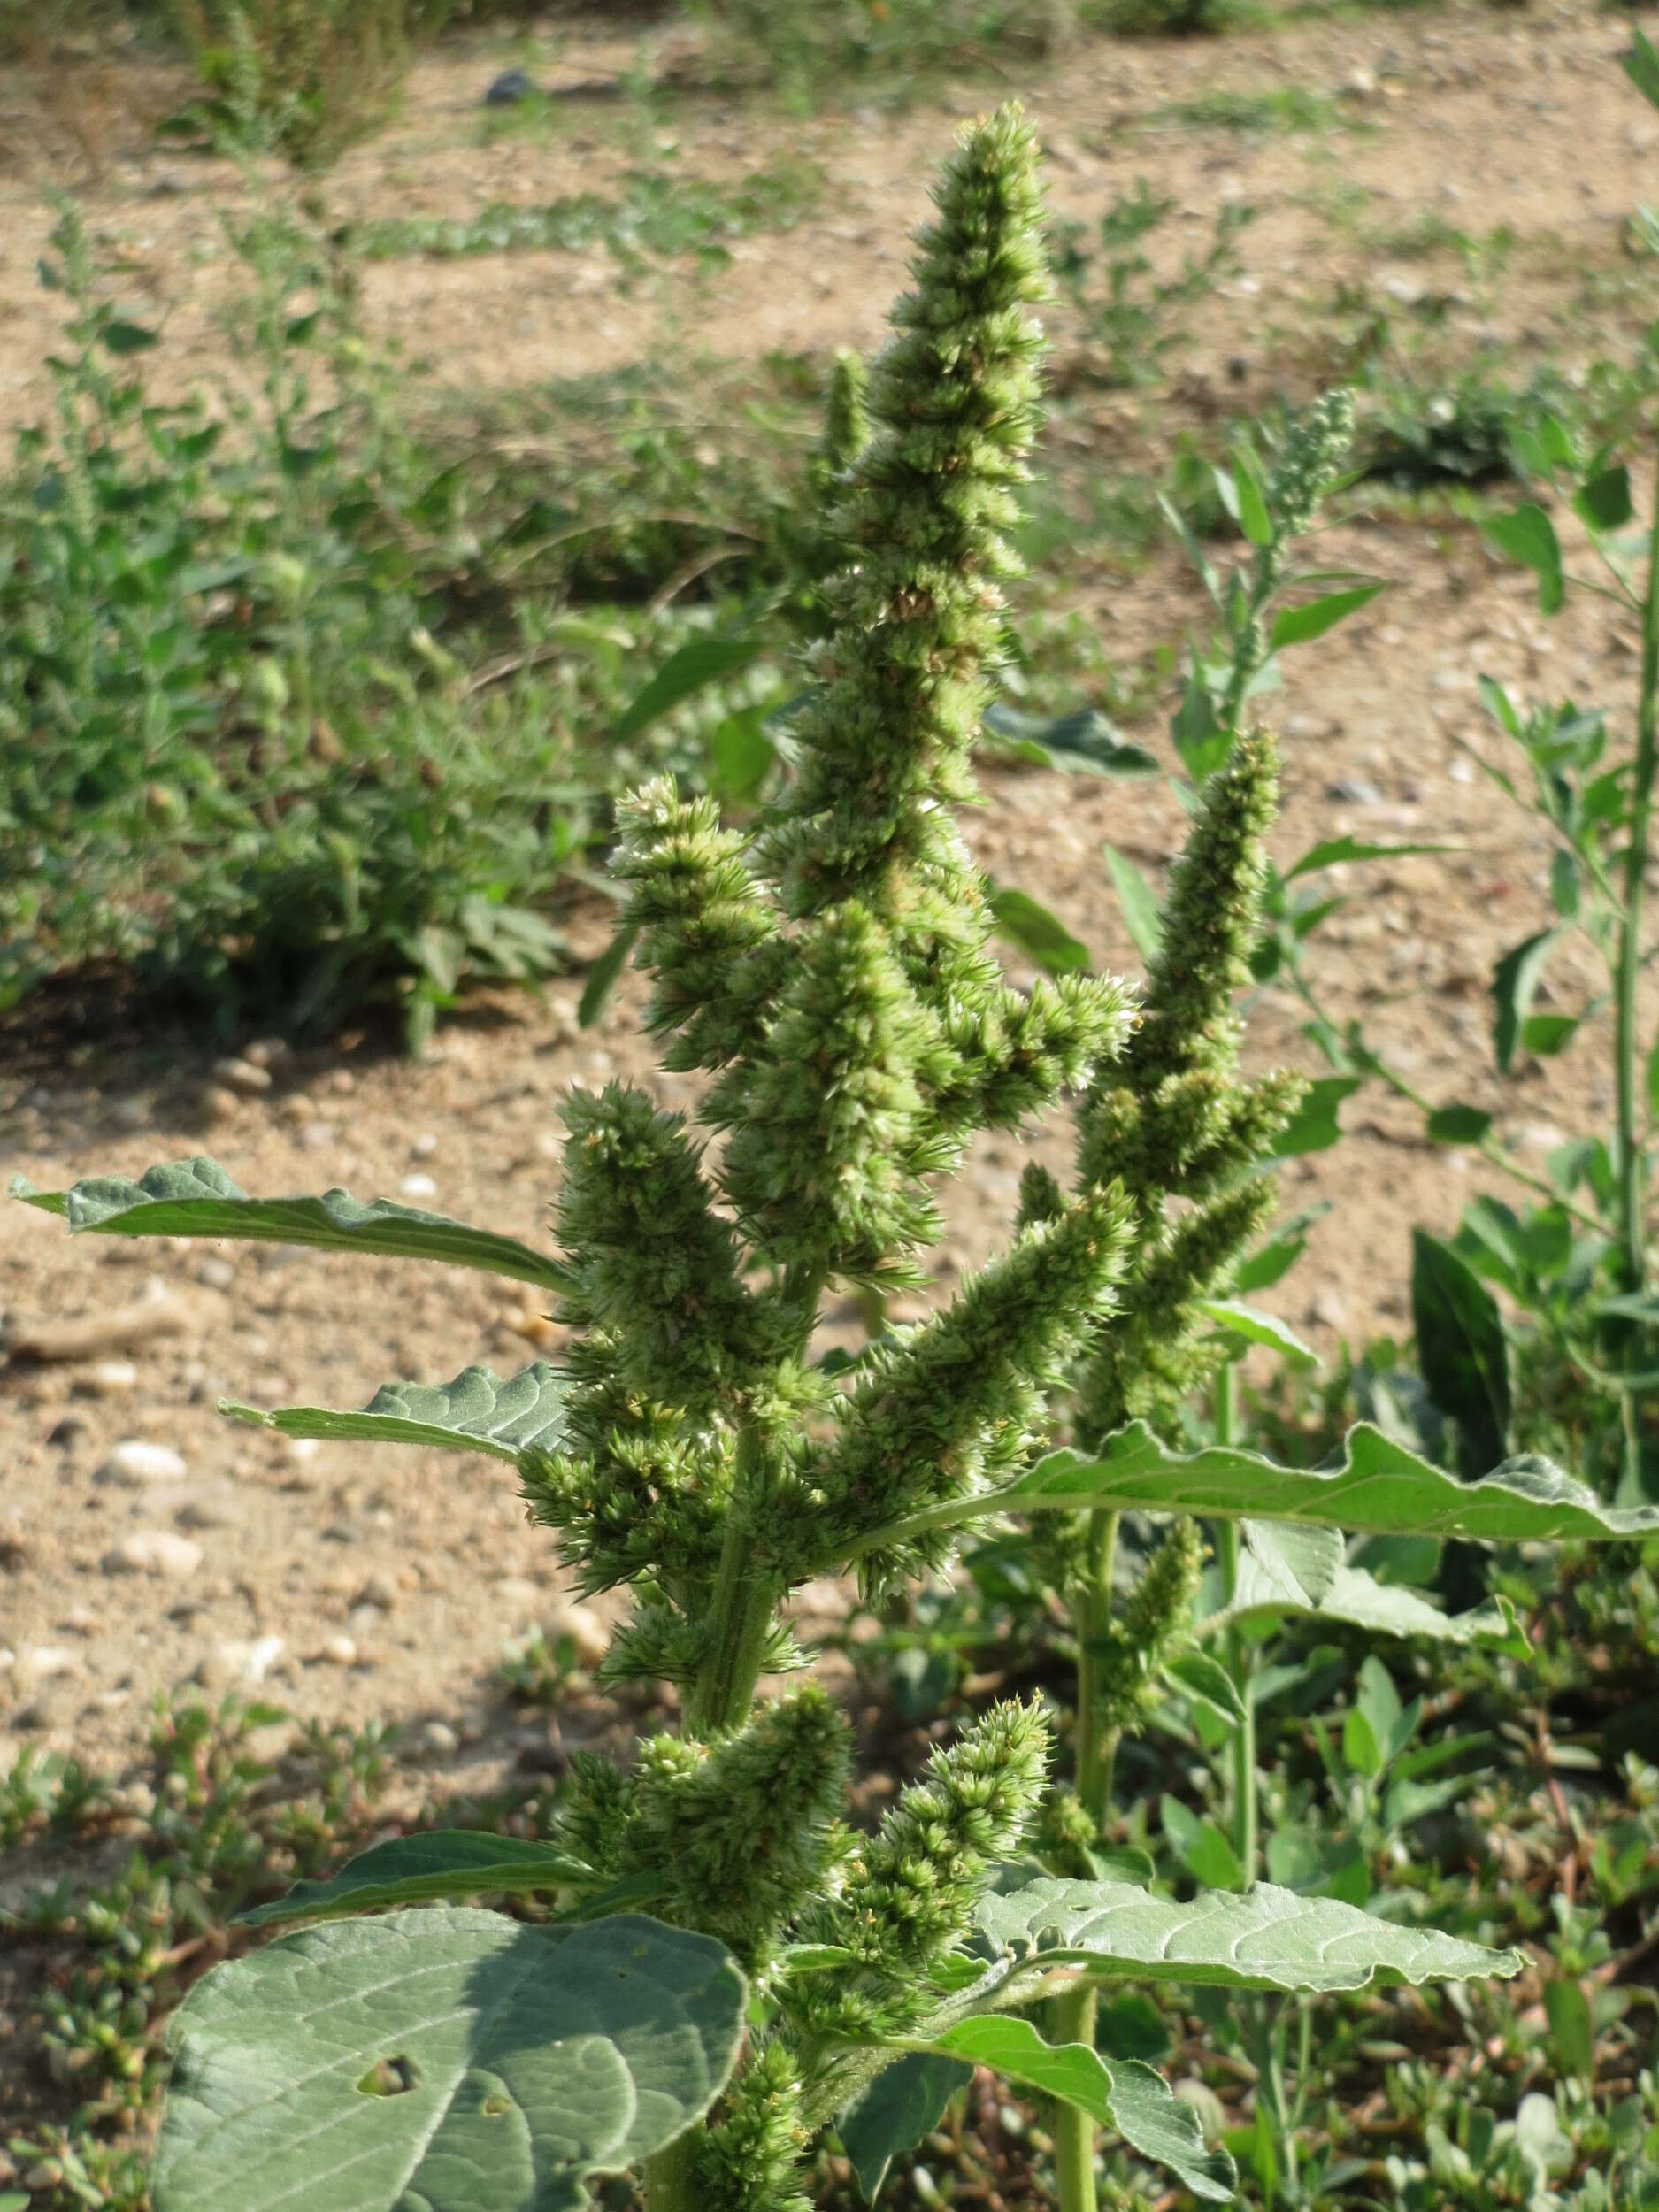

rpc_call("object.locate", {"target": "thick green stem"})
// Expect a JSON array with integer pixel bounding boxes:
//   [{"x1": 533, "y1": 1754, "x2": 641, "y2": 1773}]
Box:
[
  {"x1": 1612, "y1": 463, "x2": 1659, "y2": 1498},
  {"x1": 1052, "y1": 1981, "x2": 1100, "y2": 2212},
  {"x1": 642, "y1": 2129, "x2": 698, "y2": 2212},
  {"x1": 1215, "y1": 1365, "x2": 1257, "y2": 1885},
  {"x1": 1074, "y1": 1509, "x2": 1121, "y2": 1832},
  {"x1": 687, "y1": 1418, "x2": 779, "y2": 1735}
]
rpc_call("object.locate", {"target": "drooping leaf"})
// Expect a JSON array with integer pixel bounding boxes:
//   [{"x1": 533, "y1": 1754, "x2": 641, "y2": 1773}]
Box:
[
  {"x1": 1268, "y1": 584, "x2": 1384, "y2": 652},
  {"x1": 1481, "y1": 504, "x2": 1563, "y2": 616},
  {"x1": 1411, "y1": 1230, "x2": 1511, "y2": 1473},
  {"x1": 1196, "y1": 1299, "x2": 1317, "y2": 1368},
  {"x1": 1104, "y1": 844, "x2": 1165, "y2": 964},
  {"x1": 1492, "y1": 930, "x2": 1558, "y2": 1072},
  {"x1": 237, "y1": 1833, "x2": 606, "y2": 1928},
  {"x1": 1244, "y1": 1521, "x2": 1343, "y2": 1608},
  {"x1": 153, "y1": 1910, "x2": 747, "y2": 2212},
  {"x1": 12, "y1": 1160, "x2": 562, "y2": 1290},
  {"x1": 966, "y1": 1878, "x2": 1522, "y2": 2001},
  {"x1": 613, "y1": 636, "x2": 763, "y2": 744},
  {"x1": 981, "y1": 702, "x2": 1161, "y2": 779},
  {"x1": 988, "y1": 887, "x2": 1093, "y2": 975},
  {"x1": 1283, "y1": 834, "x2": 1449, "y2": 882},
  {"x1": 919, "y1": 2017, "x2": 1234, "y2": 2202},
  {"x1": 1161, "y1": 1798, "x2": 1246, "y2": 1891},
  {"x1": 1574, "y1": 465, "x2": 1634, "y2": 535},
  {"x1": 222, "y1": 1363, "x2": 568, "y2": 1468},
  {"x1": 1206, "y1": 1556, "x2": 1530, "y2": 1655},
  {"x1": 579, "y1": 924, "x2": 641, "y2": 1029},
  {"x1": 845, "y1": 1421, "x2": 1659, "y2": 1561},
  {"x1": 1267, "y1": 1076, "x2": 1360, "y2": 1158},
  {"x1": 837, "y1": 2054, "x2": 972, "y2": 2203}
]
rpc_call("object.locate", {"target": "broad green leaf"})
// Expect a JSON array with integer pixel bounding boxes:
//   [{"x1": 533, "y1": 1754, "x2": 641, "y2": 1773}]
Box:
[
  {"x1": 1520, "y1": 1012, "x2": 1578, "y2": 1058},
  {"x1": 850, "y1": 1421, "x2": 1659, "y2": 1558},
  {"x1": 1574, "y1": 465, "x2": 1634, "y2": 535},
  {"x1": 237, "y1": 1832, "x2": 602, "y2": 1928},
  {"x1": 1268, "y1": 584, "x2": 1384, "y2": 652},
  {"x1": 1104, "y1": 844, "x2": 1164, "y2": 964},
  {"x1": 223, "y1": 1363, "x2": 568, "y2": 1468},
  {"x1": 12, "y1": 1159, "x2": 562, "y2": 1290},
  {"x1": 1545, "y1": 1978, "x2": 1595, "y2": 2080},
  {"x1": 579, "y1": 923, "x2": 641, "y2": 1029},
  {"x1": 1233, "y1": 1205, "x2": 1328, "y2": 1295},
  {"x1": 920, "y1": 2017, "x2": 1235, "y2": 2202},
  {"x1": 988, "y1": 887, "x2": 1093, "y2": 976},
  {"x1": 1481, "y1": 504, "x2": 1563, "y2": 616},
  {"x1": 1625, "y1": 27, "x2": 1659, "y2": 114},
  {"x1": 1283, "y1": 834, "x2": 1449, "y2": 882},
  {"x1": 104, "y1": 318, "x2": 161, "y2": 355},
  {"x1": 1427, "y1": 1103, "x2": 1493, "y2": 1148},
  {"x1": 1492, "y1": 929, "x2": 1558, "y2": 1072},
  {"x1": 837, "y1": 2053, "x2": 971, "y2": 2203},
  {"x1": 1207, "y1": 1557, "x2": 1530, "y2": 1655},
  {"x1": 613, "y1": 636, "x2": 762, "y2": 744},
  {"x1": 1163, "y1": 1647, "x2": 1248, "y2": 1724},
  {"x1": 709, "y1": 708, "x2": 776, "y2": 803},
  {"x1": 1412, "y1": 1230, "x2": 1511, "y2": 1474},
  {"x1": 1197, "y1": 1299, "x2": 1317, "y2": 1368},
  {"x1": 154, "y1": 1910, "x2": 747, "y2": 2212},
  {"x1": 1244, "y1": 1520, "x2": 1342, "y2": 1608},
  {"x1": 967, "y1": 1878, "x2": 1522, "y2": 2000},
  {"x1": 1267, "y1": 1076, "x2": 1360, "y2": 1158}
]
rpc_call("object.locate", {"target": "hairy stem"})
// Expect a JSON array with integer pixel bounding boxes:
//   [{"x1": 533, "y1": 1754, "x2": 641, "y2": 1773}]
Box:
[
  {"x1": 642, "y1": 2130, "x2": 698, "y2": 2212},
  {"x1": 1052, "y1": 1982, "x2": 1100, "y2": 2212},
  {"x1": 1613, "y1": 463, "x2": 1659, "y2": 1499},
  {"x1": 1074, "y1": 1509, "x2": 1121, "y2": 1832},
  {"x1": 1215, "y1": 1365, "x2": 1257, "y2": 1885},
  {"x1": 688, "y1": 1417, "x2": 780, "y2": 1734}
]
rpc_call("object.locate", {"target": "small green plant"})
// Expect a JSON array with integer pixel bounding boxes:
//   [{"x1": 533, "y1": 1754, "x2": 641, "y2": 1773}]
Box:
[
  {"x1": 17, "y1": 106, "x2": 1659, "y2": 2212},
  {"x1": 1050, "y1": 183, "x2": 1254, "y2": 390}
]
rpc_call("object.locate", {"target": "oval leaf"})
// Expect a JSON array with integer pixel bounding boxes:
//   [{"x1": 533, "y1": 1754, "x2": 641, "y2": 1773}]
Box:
[
  {"x1": 223, "y1": 1363, "x2": 568, "y2": 1467},
  {"x1": 988, "y1": 886, "x2": 1093, "y2": 976},
  {"x1": 154, "y1": 1910, "x2": 747, "y2": 2212},
  {"x1": 12, "y1": 1159, "x2": 562, "y2": 1290},
  {"x1": 1481, "y1": 504, "x2": 1563, "y2": 616},
  {"x1": 1269, "y1": 583, "x2": 1383, "y2": 652},
  {"x1": 1244, "y1": 1520, "x2": 1343, "y2": 1607},
  {"x1": 837, "y1": 2053, "x2": 972, "y2": 2204},
  {"x1": 1196, "y1": 1299, "x2": 1317, "y2": 1369}
]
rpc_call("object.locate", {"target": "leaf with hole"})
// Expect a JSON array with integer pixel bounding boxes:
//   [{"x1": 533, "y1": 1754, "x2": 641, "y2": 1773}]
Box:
[
  {"x1": 222, "y1": 1363, "x2": 568, "y2": 1468},
  {"x1": 918, "y1": 2017, "x2": 1235, "y2": 2202},
  {"x1": 152, "y1": 1909, "x2": 747, "y2": 2212},
  {"x1": 12, "y1": 1159, "x2": 562, "y2": 1289}
]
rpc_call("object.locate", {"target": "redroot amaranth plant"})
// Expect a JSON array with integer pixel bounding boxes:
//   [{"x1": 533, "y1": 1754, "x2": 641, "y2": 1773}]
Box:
[{"x1": 19, "y1": 105, "x2": 1654, "y2": 2212}]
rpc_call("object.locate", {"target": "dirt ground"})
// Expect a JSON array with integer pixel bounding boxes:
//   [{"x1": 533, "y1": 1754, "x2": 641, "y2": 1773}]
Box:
[{"x1": 4, "y1": 1, "x2": 1659, "y2": 1791}]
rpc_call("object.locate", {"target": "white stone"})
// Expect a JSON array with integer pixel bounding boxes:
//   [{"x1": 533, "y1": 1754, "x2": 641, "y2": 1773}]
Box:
[
  {"x1": 399, "y1": 1173, "x2": 439, "y2": 1200},
  {"x1": 104, "y1": 1530, "x2": 204, "y2": 1579},
  {"x1": 420, "y1": 1720, "x2": 460, "y2": 1756},
  {"x1": 97, "y1": 1440, "x2": 188, "y2": 1488},
  {"x1": 546, "y1": 1601, "x2": 609, "y2": 1671},
  {"x1": 319, "y1": 1634, "x2": 358, "y2": 1665},
  {"x1": 81, "y1": 1359, "x2": 139, "y2": 1395},
  {"x1": 213, "y1": 1056, "x2": 272, "y2": 1096}
]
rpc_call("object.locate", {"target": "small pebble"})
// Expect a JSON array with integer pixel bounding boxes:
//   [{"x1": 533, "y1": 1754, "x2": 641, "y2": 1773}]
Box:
[
  {"x1": 546, "y1": 1600, "x2": 609, "y2": 1671},
  {"x1": 109, "y1": 1096, "x2": 150, "y2": 1131},
  {"x1": 1309, "y1": 1289, "x2": 1348, "y2": 1332},
  {"x1": 1325, "y1": 778, "x2": 1384, "y2": 806},
  {"x1": 104, "y1": 1529, "x2": 204, "y2": 1579},
  {"x1": 195, "y1": 1257, "x2": 236, "y2": 1290},
  {"x1": 319, "y1": 1634, "x2": 358, "y2": 1666},
  {"x1": 97, "y1": 1440, "x2": 188, "y2": 1487},
  {"x1": 199, "y1": 1084, "x2": 242, "y2": 1125},
  {"x1": 244, "y1": 1038, "x2": 292, "y2": 1069},
  {"x1": 76, "y1": 1358, "x2": 139, "y2": 1397},
  {"x1": 213, "y1": 1056, "x2": 272, "y2": 1096},
  {"x1": 484, "y1": 66, "x2": 536, "y2": 105},
  {"x1": 298, "y1": 1122, "x2": 338, "y2": 1152},
  {"x1": 48, "y1": 1411, "x2": 91, "y2": 1449},
  {"x1": 399, "y1": 1173, "x2": 439, "y2": 1200},
  {"x1": 411, "y1": 1133, "x2": 438, "y2": 1158},
  {"x1": 419, "y1": 1720, "x2": 460, "y2": 1755},
  {"x1": 357, "y1": 1572, "x2": 397, "y2": 1613}
]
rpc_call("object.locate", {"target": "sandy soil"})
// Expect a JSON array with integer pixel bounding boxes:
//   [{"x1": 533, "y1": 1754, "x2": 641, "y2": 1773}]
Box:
[{"x1": 4, "y1": 1, "x2": 1658, "y2": 1791}]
